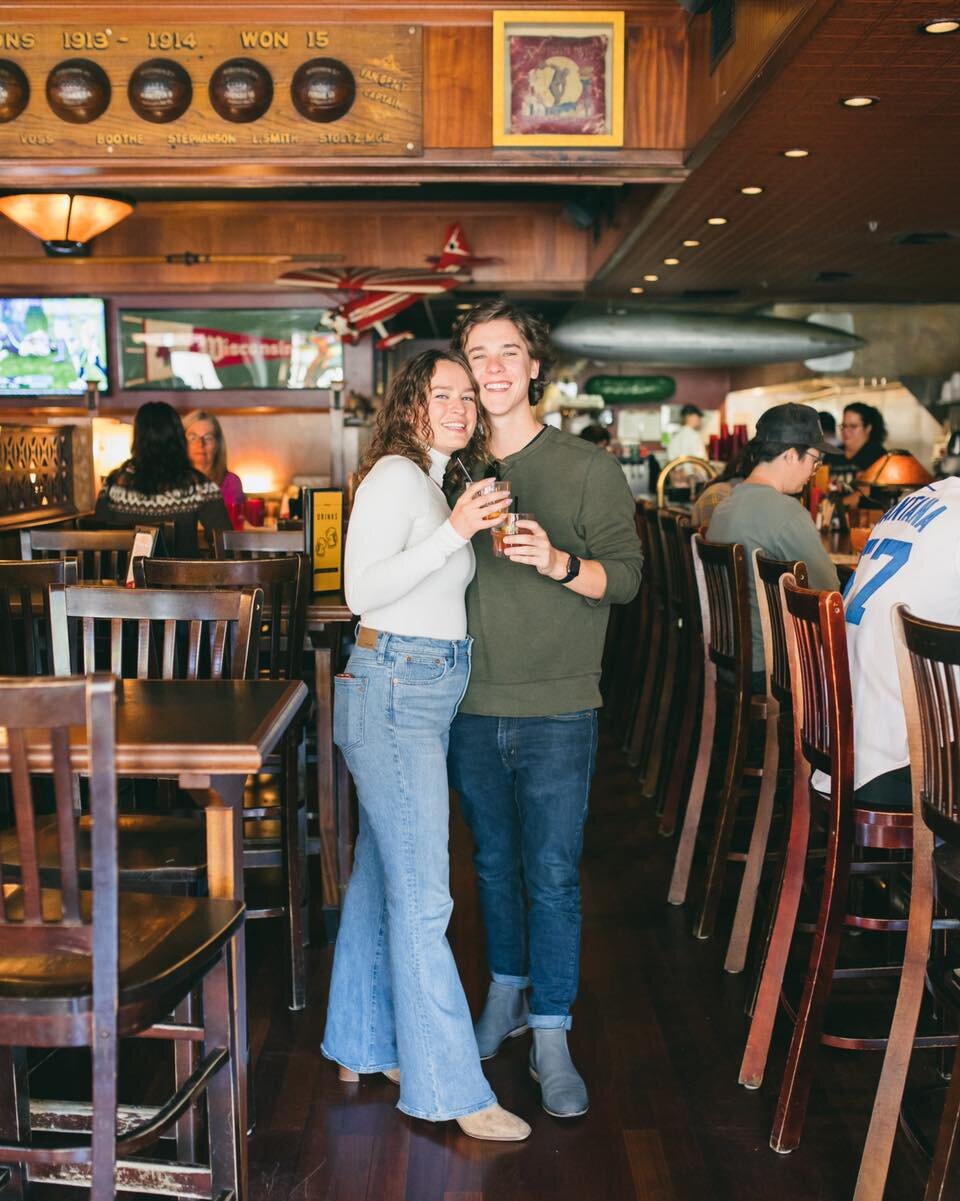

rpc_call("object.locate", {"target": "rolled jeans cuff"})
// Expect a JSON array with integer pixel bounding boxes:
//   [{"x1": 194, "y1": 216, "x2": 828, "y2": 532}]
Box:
[
  {"x1": 528, "y1": 1013, "x2": 573, "y2": 1031},
  {"x1": 491, "y1": 971, "x2": 530, "y2": 990}
]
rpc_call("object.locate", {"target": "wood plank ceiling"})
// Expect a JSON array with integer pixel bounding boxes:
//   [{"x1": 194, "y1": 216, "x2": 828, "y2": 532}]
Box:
[{"x1": 595, "y1": 0, "x2": 960, "y2": 305}]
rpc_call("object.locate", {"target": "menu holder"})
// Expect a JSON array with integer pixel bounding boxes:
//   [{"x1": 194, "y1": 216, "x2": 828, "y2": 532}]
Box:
[
  {"x1": 126, "y1": 525, "x2": 160, "y2": 587},
  {"x1": 303, "y1": 488, "x2": 345, "y2": 594}
]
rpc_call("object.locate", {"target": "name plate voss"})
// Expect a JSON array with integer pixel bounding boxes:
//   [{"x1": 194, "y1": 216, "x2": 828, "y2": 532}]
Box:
[{"x1": 0, "y1": 24, "x2": 422, "y2": 157}]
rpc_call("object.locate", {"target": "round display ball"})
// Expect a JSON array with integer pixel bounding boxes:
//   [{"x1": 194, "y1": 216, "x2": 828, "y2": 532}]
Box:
[
  {"x1": 46, "y1": 58, "x2": 111, "y2": 123},
  {"x1": 208, "y1": 58, "x2": 273, "y2": 123},
  {"x1": 128, "y1": 58, "x2": 192, "y2": 124},
  {"x1": 0, "y1": 60, "x2": 29, "y2": 123},
  {"x1": 291, "y1": 58, "x2": 356, "y2": 123}
]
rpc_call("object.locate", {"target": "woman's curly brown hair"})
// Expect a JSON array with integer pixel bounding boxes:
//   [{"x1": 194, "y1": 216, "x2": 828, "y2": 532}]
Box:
[{"x1": 358, "y1": 349, "x2": 488, "y2": 483}]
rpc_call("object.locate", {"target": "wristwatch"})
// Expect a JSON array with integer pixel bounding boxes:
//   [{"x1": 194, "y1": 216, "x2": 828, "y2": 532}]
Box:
[{"x1": 558, "y1": 553, "x2": 581, "y2": 584}]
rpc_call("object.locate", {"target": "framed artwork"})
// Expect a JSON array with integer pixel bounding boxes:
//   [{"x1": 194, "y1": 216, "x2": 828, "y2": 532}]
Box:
[{"x1": 492, "y1": 10, "x2": 625, "y2": 147}]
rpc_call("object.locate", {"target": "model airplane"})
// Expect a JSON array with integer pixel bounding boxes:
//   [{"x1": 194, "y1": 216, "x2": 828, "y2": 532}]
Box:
[
  {"x1": 276, "y1": 224, "x2": 496, "y2": 348},
  {"x1": 551, "y1": 305, "x2": 865, "y2": 368}
]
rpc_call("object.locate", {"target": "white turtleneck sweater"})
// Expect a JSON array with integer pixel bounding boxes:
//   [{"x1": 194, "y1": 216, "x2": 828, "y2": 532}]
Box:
[{"x1": 344, "y1": 448, "x2": 475, "y2": 640}]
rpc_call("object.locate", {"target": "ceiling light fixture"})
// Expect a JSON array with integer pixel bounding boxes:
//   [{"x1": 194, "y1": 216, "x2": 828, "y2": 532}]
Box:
[
  {"x1": 782, "y1": 148, "x2": 810, "y2": 158},
  {"x1": 0, "y1": 192, "x2": 135, "y2": 256},
  {"x1": 920, "y1": 18, "x2": 960, "y2": 33},
  {"x1": 682, "y1": 239, "x2": 701, "y2": 247},
  {"x1": 841, "y1": 95, "x2": 878, "y2": 107},
  {"x1": 643, "y1": 273, "x2": 659, "y2": 282},
  {"x1": 630, "y1": 286, "x2": 645, "y2": 294},
  {"x1": 663, "y1": 257, "x2": 680, "y2": 266},
  {"x1": 706, "y1": 216, "x2": 728, "y2": 225},
  {"x1": 740, "y1": 185, "x2": 764, "y2": 195}
]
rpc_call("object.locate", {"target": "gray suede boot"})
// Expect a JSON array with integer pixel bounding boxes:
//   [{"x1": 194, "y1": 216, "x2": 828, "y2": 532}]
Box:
[
  {"x1": 474, "y1": 981, "x2": 529, "y2": 1060},
  {"x1": 529, "y1": 1028, "x2": 588, "y2": 1118}
]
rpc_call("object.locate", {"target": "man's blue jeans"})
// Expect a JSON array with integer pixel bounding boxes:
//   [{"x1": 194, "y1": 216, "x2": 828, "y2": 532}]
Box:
[{"x1": 448, "y1": 710, "x2": 598, "y2": 1028}]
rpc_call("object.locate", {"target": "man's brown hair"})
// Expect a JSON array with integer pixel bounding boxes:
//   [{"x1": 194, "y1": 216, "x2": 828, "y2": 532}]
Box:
[{"x1": 451, "y1": 299, "x2": 554, "y2": 406}]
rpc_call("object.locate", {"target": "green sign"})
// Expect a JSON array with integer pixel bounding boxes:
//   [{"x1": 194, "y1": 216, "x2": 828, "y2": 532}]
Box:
[{"x1": 584, "y1": 375, "x2": 675, "y2": 404}]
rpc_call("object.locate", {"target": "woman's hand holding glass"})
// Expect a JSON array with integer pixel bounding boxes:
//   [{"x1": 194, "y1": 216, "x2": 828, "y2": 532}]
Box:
[{"x1": 449, "y1": 479, "x2": 512, "y2": 540}]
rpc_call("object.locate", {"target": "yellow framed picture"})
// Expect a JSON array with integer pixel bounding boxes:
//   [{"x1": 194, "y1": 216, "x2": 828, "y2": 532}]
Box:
[{"x1": 492, "y1": 10, "x2": 625, "y2": 148}]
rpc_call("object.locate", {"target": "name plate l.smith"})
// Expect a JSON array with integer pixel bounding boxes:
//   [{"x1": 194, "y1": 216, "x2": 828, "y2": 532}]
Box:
[{"x1": 0, "y1": 23, "x2": 422, "y2": 157}]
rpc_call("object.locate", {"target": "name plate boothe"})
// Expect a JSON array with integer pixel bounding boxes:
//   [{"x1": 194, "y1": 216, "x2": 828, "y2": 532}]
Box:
[{"x1": 305, "y1": 489, "x2": 344, "y2": 594}]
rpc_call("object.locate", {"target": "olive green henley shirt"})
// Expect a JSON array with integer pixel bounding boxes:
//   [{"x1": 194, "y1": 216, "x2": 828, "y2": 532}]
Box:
[{"x1": 459, "y1": 427, "x2": 643, "y2": 717}]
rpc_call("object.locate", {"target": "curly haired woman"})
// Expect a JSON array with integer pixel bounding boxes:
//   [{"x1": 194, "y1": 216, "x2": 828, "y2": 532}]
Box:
[{"x1": 321, "y1": 348, "x2": 529, "y2": 1142}]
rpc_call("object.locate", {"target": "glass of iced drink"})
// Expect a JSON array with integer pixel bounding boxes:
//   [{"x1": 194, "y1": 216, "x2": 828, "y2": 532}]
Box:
[{"x1": 492, "y1": 510, "x2": 534, "y2": 558}]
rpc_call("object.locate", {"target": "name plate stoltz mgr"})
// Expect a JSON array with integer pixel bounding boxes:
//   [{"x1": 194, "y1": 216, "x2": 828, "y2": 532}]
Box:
[
  {"x1": 0, "y1": 23, "x2": 422, "y2": 158},
  {"x1": 305, "y1": 488, "x2": 345, "y2": 594}
]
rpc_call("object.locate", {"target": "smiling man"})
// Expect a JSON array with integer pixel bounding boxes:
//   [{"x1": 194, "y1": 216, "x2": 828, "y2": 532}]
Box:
[{"x1": 448, "y1": 300, "x2": 642, "y2": 1118}]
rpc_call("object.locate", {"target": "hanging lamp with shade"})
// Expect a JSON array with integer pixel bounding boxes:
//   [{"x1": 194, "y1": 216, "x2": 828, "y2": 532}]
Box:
[{"x1": 0, "y1": 192, "x2": 134, "y2": 257}]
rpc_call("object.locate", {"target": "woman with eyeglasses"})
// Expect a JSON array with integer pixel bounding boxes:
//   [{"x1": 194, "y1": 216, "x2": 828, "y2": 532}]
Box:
[
  {"x1": 840, "y1": 402, "x2": 887, "y2": 471},
  {"x1": 183, "y1": 409, "x2": 245, "y2": 510}
]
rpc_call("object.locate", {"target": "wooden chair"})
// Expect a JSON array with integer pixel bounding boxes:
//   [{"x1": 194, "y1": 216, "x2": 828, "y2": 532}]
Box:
[
  {"x1": 19, "y1": 528, "x2": 147, "y2": 584},
  {"x1": 724, "y1": 552, "x2": 808, "y2": 974},
  {"x1": 669, "y1": 535, "x2": 773, "y2": 945},
  {"x1": 136, "y1": 555, "x2": 311, "y2": 1011},
  {"x1": 0, "y1": 674, "x2": 243, "y2": 1201},
  {"x1": 213, "y1": 527, "x2": 304, "y2": 560},
  {"x1": 854, "y1": 607, "x2": 960, "y2": 1201},
  {"x1": 0, "y1": 558, "x2": 78, "y2": 677},
  {"x1": 740, "y1": 578, "x2": 955, "y2": 1154},
  {"x1": 605, "y1": 500, "x2": 651, "y2": 745}
]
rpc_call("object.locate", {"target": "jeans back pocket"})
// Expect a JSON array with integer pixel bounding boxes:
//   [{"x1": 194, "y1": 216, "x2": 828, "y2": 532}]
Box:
[{"x1": 333, "y1": 674, "x2": 367, "y2": 751}]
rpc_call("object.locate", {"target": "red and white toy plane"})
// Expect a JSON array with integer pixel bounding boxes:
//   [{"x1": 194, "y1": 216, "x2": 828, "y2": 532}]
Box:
[{"x1": 276, "y1": 224, "x2": 497, "y2": 348}]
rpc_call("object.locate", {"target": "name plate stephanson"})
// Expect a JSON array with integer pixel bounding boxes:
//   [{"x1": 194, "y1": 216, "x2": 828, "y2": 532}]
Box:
[{"x1": 0, "y1": 23, "x2": 422, "y2": 157}]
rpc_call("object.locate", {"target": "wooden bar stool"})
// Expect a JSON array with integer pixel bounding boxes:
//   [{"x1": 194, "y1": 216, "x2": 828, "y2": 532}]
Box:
[
  {"x1": 658, "y1": 519, "x2": 702, "y2": 838},
  {"x1": 724, "y1": 552, "x2": 808, "y2": 973},
  {"x1": 669, "y1": 535, "x2": 772, "y2": 944},
  {"x1": 626, "y1": 501, "x2": 667, "y2": 770},
  {"x1": 0, "y1": 675, "x2": 244, "y2": 1201},
  {"x1": 19, "y1": 528, "x2": 147, "y2": 584},
  {"x1": 854, "y1": 606, "x2": 960, "y2": 1201},
  {"x1": 740, "y1": 578, "x2": 955, "y2": 1154}
]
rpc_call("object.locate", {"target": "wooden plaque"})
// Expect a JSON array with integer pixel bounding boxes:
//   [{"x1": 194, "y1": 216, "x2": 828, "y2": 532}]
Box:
[
  {"x1": 304, "y1": 488, "x2": 344, "y2": 594},
  {"x1": 0, "y1": 23, "x2": 422, "y2": 158}
]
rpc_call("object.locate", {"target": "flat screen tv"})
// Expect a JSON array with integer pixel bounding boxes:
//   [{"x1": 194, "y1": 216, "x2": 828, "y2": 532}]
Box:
[{"x1": 0, "y1": 297, "x2": 108, "y2": 396}]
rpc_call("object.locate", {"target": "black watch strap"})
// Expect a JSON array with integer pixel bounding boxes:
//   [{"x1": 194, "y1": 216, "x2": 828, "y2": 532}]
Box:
[{"x1": 558, "y1": 553, "x2": 581, "y2": 584}]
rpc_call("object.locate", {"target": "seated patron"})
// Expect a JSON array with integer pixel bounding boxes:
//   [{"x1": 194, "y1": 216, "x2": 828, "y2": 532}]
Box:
[
  {"x1": 96, "y1": 401, "x2": 231, "y2": 556},
  {"x1": 843, "y1": 476, "x2": 960, "y2": 807},
  {"x1": 183, "y1": 409, "x2": 245, "y2": 510},
  {"x1": 707, "y1": 403, "x2": 839, "y2": 692}
]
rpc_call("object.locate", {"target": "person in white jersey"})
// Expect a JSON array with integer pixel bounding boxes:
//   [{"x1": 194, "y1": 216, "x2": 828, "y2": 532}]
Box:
[
  {"x1": 844, "y1": 475, "x2": 960, "y2": 806},
  {"x1": 322, "y1": 349, "x2": 529, "y2": 1141}
]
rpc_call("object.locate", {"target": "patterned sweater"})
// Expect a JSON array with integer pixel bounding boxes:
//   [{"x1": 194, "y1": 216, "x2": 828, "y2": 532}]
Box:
[{"x1": 95, "y1": 467, "x2": 231, "y2": 556}]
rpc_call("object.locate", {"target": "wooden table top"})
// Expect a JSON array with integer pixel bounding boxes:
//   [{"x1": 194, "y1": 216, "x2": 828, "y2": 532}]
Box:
[
  {"x1": 306, "y1": 591, "x2": 353, "y2": 626},
  {"x1": 0, "y1": 677, "x2": 307, "y2": 776}
]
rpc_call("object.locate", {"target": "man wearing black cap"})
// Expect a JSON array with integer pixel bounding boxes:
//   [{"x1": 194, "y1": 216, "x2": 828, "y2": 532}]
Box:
[
  {"x1": 707, "y1": 403, "x2": 839, "y2": 692},
  {"x1": 666, "y1": 402, "x2": 707, "y2": 462}
]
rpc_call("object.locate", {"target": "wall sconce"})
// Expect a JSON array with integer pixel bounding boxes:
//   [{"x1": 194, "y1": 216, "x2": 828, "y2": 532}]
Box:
[{"x1": 0, "y1": 192, "x2": 135, "y2": 257}]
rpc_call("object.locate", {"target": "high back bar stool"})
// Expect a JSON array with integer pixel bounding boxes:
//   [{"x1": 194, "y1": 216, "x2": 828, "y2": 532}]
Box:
[
  {"x1": 608, "y1": 500, "x2": 653, "y2": 746},
  {"x1": 626, "y1": 501, "x2": 666, "y2": 769},
  {"x1": 658, "y1": 519, "x2": 702, "y2": 838},
  {"x1": 669, "y1": 535, "x2": 765, "y2": 946},
  {"x1": 213, "y1": 527, "x2": 305, "y2": 560},
  {"x1": 0, "y1": 675, "x2": 244, "y2": 1201},
  {"x1": 854, "y1": 607, "x2": 960, "y2": 1201},
  {"x1": 724, "y1": 552, "x2": 808, "y2": 974},
  {"x1": 741, "y1": 577, "x2": 955, "y2": 1154},
  {"x1": 20, "y1": 528, "x2": 146, "y2": 584},
  {"x1": 641, "y1": 510, "x2": 689, "y2": 803}
]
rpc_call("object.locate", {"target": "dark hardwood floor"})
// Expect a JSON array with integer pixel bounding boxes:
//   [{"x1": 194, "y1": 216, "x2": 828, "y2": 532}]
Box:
[{"x1": 245, "y1": 732, "x2": 930, "y2": 1201}]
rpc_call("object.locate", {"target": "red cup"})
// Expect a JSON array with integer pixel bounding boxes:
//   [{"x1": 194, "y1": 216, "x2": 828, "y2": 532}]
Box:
[
  {"x1": 244, "y1": 497, "x2": 265, "y2": 527},
  {"x1": 225, "y1": 499, "x2": 244, "y2": 530}
]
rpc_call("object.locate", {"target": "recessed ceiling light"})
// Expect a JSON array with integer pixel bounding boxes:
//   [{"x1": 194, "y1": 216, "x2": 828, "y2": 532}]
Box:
[
  {"x1": 455, "y1": 302, "x2": 473, "y2": 310},
  {"x1": 706, "y1": 216, "x2": 728, "y2": 225},
  {"x1": 920, "y1": 18, "x2": 960, "y2": 33},
  {"x1": 841, "y1": 95, "x2": 878, "y2": 107},
  {"x1": 740, "y1": 185, "x2": 764, "y2": 195},
  {"x1": 643, "y1": 273, "x2": 659, "y2": 282},
  {"x1": 782, "y1": 148, "x2": 810, "y2": 158},
  {"x1": 630, "y1": 286, "x2": 645, "y2": 294},
  {"x1": 682, "y1": 239, "x2": 701, "y2": 247},
  {"x1": 663, "y1": 257, "x2": 680, "y2": 266}
]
